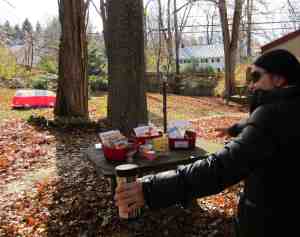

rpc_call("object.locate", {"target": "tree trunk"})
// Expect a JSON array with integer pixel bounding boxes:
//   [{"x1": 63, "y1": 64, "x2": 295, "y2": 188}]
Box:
[
  {"x1": 246, "y1": 0, "x2": 253, "y2": 57},
  {"x1": 174, "y1": 0, "x2": 180, "y2": 74},
  {"x1": 98, "y1": 0, "x2": 113, "y2": 119},
  {"x1": 156, "y1": 0, "x2": 163, "y2": 81},
  {"x1": 106, "y1": 0, "x2": 148, "y2": 135},
  {"x1": 166, "y1": 0, "x2": 173, "y2": 65},
  {"x1": 219, "y1": 0, "x2": 244, "y2": 99},
  {"x1": 54, "y1": 0, "x2": 89, "y2": 120},
  {"x1": 174, "y1": 0, "x2": 182, "y2": 94},
  {"x1": 100, "y1": 0, "x2": 109, "y2": 53},
  {"x1": 160, "y1": 0, "x2": 173, "y2": 72},
  {"x1": 30, "y1": 35, "x2": 34, "y2": 70}
]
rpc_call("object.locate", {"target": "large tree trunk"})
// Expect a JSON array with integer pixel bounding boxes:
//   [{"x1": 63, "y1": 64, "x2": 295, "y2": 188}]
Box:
[
  {"x1": 219, "y1": 0, "x2": 244, "y2": 99},
  {"x1": 106, "y1": 0, "x2": 148, "y2": 135},
  {"x1": 54, "y1": 0, "x2": 89, "y2": 120}
]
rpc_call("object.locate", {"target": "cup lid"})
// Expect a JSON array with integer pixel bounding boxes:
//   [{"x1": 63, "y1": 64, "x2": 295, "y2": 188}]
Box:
[{"x1": 115, "y1": 164, "x2": 138, "y2": 177}]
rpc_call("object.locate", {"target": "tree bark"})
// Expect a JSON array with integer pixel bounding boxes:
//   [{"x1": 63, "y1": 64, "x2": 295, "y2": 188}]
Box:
[
  {"x1": 106, "y1": 0, "x2": 148, "y2": 135},
  {"x1": 54, "y1": 0, "x2": 89, "y2": 120}
]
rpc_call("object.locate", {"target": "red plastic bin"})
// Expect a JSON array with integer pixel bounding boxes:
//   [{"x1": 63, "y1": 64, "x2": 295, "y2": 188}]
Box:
[
  {"x1": 169, "y1": 131, "x2": 197, "y2": 150},
  {"x1": 102, "y1": 145, "x2": 128, "y2": 161},
  {"x1": 132, "y1": 132, "x2": 163, "y2": 145}
]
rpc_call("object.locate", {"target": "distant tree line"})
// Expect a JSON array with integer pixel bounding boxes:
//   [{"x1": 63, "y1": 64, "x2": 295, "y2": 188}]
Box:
[{"x1": 0, "y1": 18, "x2": 39, "y2": 45}]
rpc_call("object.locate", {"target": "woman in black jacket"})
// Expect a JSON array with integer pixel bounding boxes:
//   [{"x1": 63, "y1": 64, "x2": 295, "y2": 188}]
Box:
[{"x1": 115, "y1": 49, "x2": 300, "y2": 237}]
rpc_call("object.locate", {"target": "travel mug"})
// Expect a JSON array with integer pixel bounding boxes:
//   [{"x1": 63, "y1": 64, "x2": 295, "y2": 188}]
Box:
[{"x1": 115, "y1": 164, "x2": 141, "y2": 219}]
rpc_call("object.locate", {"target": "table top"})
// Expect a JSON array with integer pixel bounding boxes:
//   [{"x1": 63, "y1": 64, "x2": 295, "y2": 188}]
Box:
[{"x1": 85, "y1": 140, "x2": 222, "y2": 177}]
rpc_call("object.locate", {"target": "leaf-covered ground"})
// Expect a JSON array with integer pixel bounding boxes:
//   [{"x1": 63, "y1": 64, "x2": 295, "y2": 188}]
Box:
[{"x1": 0, "y1": 88, "x2": 248, "y2": 237}]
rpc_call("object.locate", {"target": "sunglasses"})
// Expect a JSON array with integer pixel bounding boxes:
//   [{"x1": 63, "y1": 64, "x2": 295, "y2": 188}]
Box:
[{"x1": 248, "y1": 71, "x2": 267, "y2": 83}]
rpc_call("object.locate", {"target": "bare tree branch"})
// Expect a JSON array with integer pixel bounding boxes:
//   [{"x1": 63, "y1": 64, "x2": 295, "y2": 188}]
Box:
[
  {"x1": 90, "y1": 0, "x2": 101, "y2": 16},
  {"x1": 1, "y1": 0, "x2": 15, "y2": 9}
]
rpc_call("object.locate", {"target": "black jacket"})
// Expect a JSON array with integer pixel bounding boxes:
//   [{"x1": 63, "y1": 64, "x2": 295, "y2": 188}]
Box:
[
  {"x1": 142, "y1": 86, "x2": 300, "y2": 237},
  {"x1": 228, "y1": 119, "x2": 248, "y2": 137}
]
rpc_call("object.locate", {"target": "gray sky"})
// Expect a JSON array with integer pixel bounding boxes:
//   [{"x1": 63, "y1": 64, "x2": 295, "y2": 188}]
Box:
[
  {"x1": 0, "y1": 0, "x2": 292, "y2": 44},
  {"x1": 0, "y1": 0, "x2": 102, "y2": 31},
  {"x1": 0, "y1": 0, "x2": 59, "y2": 26},
  {"x1": 0, "y1": 0, "x2": 284, "y2": 26}
]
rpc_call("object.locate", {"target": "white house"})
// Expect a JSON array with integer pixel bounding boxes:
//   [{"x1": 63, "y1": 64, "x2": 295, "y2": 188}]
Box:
[{"x1": 178, "y1": 44, "x2": 224, "y2": 72}]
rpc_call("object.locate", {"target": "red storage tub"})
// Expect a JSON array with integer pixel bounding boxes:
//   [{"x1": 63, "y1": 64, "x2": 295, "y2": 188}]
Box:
[
  {"x1": 102, "y1": 145, "x2": 128, "y2": 161},
  {"x1": 133, "y1": 132, "x2": 163, "y2": 145},
  {"x1": 169, "y1": 131, "x2": 197, "y2": 150}
]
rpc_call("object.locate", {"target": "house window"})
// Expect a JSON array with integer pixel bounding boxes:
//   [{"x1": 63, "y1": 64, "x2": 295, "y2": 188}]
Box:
[
  {"x1": 211, "y1": 58, "x2": 214, "y2": 63},
  {"x1": 216, "y1": 58, "x2": 220, "y2": 63},
  {"x1": 205, "y1": 58, "x2": 208, "y2": 63}
]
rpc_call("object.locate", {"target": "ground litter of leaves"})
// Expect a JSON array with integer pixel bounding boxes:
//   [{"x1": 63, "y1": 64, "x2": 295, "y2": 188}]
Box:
[{"x1": 0, "y1": 95, "x2": 247, "y2": 237}]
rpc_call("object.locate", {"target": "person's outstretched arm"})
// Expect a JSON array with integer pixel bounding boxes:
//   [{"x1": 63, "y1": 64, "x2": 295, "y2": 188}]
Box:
[
  {"x1": 115, "y1": 106, "x2": 276, "y2": 212},
  {"x1": 227, "y1": 118, "x2": 248, "y2": 137},
  {"x1": 215, "y1": 118, "x2": 248, "y2": 138}
]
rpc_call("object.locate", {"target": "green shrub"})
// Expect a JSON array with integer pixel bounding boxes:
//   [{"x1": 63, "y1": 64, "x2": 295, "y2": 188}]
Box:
[
  {"x1": 206, "y1": 66, "x2": 216, "y2": 75},
  {"x1": 181, "y1": 63, "x2": 194, "y2": 73},
  {"x1": 31, "y1": 76, "x2": 48, "y2": 89},
  {"x1": 88, "y1": 39, "x2": 107, "y2": 75},
  {"x1": 0, "y1": 46, "x2": 17, "y2": 79},
  {"x1": 89, "y1": 75, "x2": 108, "y2": 91},
  {"x1": 38, "y1": 56, "x2": 58, "y2": 74},
  {"x1": 197, "y1": 77, "x2": 217, "y2": 88}
]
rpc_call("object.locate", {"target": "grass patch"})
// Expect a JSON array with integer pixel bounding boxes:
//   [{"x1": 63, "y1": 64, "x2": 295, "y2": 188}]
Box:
[{"x1": 0, "y1": 88, "x2": 245, "y2": 127}]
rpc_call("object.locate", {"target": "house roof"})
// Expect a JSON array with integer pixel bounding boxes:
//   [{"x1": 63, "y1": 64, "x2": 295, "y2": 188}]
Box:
[
  {"x1": 261, "y1": 29, "x2": 300, "y2": 52},
  {"x1": 179, "y1": 44, "x2": 224, "y2": 59}
]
